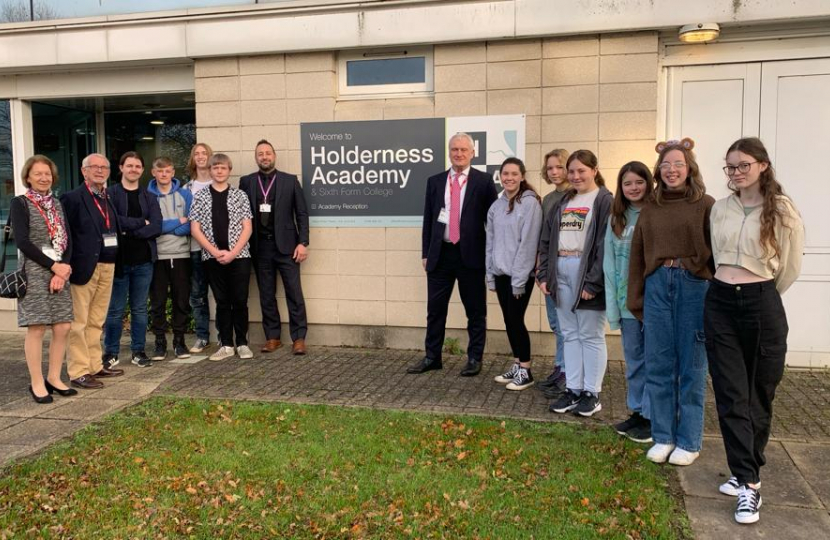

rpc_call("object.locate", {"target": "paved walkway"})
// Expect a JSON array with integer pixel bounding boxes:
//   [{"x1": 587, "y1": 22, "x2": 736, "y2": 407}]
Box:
[{"x1": 1, "y1": 331, "x2": 829, "y2": 538}]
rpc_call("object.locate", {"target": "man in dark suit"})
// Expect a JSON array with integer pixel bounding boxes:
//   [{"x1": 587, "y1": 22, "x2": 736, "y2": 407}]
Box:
[
  {"x1": 408, "y1": 133, "x2": 498, "y2": 376},
  {"x1": 60, "y1": 153, "x2": 124, "y2": 389},
  {"x1": 239, "y1": 139, "x2": 310, "y2": 356}
]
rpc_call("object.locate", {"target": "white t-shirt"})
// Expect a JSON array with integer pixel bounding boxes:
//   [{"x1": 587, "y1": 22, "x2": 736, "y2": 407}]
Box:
[{"x1": 558, "y1": 189, "x2": 599, "y2": 252}]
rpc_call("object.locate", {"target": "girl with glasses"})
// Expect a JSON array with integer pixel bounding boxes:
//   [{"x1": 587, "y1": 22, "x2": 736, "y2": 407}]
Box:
[
  {"x1": 706, "y1": 137, "x2": 804, "y2": 524},
  {"x1": 628, "y1": 138, "x2": 714, "y2": 467}
]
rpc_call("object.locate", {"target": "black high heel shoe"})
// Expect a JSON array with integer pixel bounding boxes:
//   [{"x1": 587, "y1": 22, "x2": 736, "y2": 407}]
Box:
[
  {"x1": 29, "y1": 385, "x2": 53, "y2": 404},
  {"x1": 45, "y1": 380, "x2": 78, "y2": 397}
]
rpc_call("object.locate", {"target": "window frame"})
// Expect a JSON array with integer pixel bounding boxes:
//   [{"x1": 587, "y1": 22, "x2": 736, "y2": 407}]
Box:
[{"x1": 338, "y1": 47, "x2": 434, "y2": 98}]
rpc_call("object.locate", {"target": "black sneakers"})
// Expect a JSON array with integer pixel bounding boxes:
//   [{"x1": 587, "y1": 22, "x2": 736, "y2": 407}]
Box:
[
  {"x1": 614, "y1": 412, "x2": 652, "y2": 443},
  {"x1": 575, "y1": 391, "x2": 602, "y2": 417},
  {"x1": 614, "y1": 412, "x2": 644, "y2": 435},
  {"x1": 735, "y1": 485, "x2": 762, "y2": 524},
  {"x1": 102, "y1": 353, "x2": 119, "y2": 370},
  {"x1": 550, "y1": 390, "x2": 581, "y2": 414},
  {"x1": 152, "y1": 337, "x2": 167, "y2": 361},
  {"x1": 173, "y1": 336, "x2": 191, "y2": 359},
  {"x1": 131, "y1": 351, "x2": 152, "y2": 368}
]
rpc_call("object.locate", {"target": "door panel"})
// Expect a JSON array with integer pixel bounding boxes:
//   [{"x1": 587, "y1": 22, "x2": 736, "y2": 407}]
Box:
[
  {"x1": 759, "y1": 58, "x2": 830, "y2": 366},
  {"x1": 666, "y1": 63, "x2": 760, "y2": 200}
]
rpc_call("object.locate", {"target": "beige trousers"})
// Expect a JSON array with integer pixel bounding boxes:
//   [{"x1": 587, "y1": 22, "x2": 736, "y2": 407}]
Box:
[{"x1": 67, "y1": 263, "x2": 115, "y2": 380}]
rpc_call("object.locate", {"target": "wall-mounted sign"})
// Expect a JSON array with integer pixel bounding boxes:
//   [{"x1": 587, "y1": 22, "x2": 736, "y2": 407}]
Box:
[{"x1": 301, "y1": 114, "x2": 525, "y2": 227}]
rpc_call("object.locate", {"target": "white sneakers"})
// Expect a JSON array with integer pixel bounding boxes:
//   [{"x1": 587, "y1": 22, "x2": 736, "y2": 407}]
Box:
[
  {"x1": 646, "y1": 443, "x2": 675, "y2": 463},
  {"x1": 719, "y1": 476, "x2": 762, "y2": 497},
  {"x1": 668, "y1": 447, "x2": 700, "y2": 466},
  {"x1": 209, "y1": 346, "x2": 236, "y2": 361},
  {"x1": 208, "y1": 345, "x2": 255, "y2": 361},
  {"x1": 646, "y1": 443, "x2": 700, "y2": 465}
]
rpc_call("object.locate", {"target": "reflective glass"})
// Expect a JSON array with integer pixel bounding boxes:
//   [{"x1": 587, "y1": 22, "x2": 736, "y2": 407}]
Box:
[
  {"x1": 0, "y1": 100, "x2": 17, "y2": 271},
  {"x1": 347, "y1": 57, "x2": 426, "y2": 87}
]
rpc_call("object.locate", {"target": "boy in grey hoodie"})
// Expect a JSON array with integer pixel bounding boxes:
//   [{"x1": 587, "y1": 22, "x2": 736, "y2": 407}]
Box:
[{"x1": 148, "y1": 157, "x2": 193, "y2": 360}]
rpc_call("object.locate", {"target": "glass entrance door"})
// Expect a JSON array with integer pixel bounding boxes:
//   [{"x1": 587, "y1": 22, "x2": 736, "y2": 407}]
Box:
[{"x1": 32, "y1": 101, "x2": 97, "y2": 195}]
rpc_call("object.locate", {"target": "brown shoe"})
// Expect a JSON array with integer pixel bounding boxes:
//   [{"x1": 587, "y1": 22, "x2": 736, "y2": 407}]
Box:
[
  {"x1": 93, "y1": 367, "x2": 124, "y2": 378},
  {"x1": 292, "y1": 338, "x2": 307, "y2": 355},
  {"x1": 71, "y1": 374, "x2": 104, "y2": 389},
  {"x1": 260, "y1": 339, "x2": 282, "y2": 353}
]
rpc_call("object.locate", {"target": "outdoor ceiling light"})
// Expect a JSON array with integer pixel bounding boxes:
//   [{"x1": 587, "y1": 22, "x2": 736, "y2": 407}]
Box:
[
  {"x1": 150, "y1": 120, "x2": 165, "y2": 125},
  {"x1": 678, "y1": 23, "x2": 720, "y2": 43}
]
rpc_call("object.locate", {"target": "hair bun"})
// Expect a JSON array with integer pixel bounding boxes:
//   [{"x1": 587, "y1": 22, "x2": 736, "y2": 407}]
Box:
[{"x1": 655, "y1": 137, "x2": 696, "y2": 153}]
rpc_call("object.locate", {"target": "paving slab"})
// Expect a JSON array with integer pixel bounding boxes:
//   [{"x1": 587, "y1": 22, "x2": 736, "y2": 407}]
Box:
[
  {"x1": 685, "y1": 496, "x2": 830, "y2": 539},
  {"x1": 90, "y1": 381, "x2": 162, "y2": 400},
  {"x1": 0, "y1": 444, "x2": 38, "y2": 467},
  {"x1": 0, "y1": 396, "x2": 66, "y2": 418},
  {"x1": 678, "y1": 439, "x2": 824, "y2": 509},
  {"x1": 38, "y1": 398, "x2": 134, "y2": 421},
  {"x1": 0, "y1": 417, "x2": 25, "y2": 431},
  {"x1": 784, "y1": 442, "x2": 830, "y2": 509},
  {"x1": 0, "y1": 418, "x2": 82, "y2": 447}
]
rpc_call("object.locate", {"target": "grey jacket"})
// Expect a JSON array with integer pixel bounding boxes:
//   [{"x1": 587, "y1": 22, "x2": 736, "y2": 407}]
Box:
[
  {"x1": 537, "y1": 186, "x2": 613, "y2": 311},
  {"x1": 148, "y1": 178, "x2": 192, "y2": 260},
  {"x1": 485, "y1": 190, "x2": 543, "y2": 295}
]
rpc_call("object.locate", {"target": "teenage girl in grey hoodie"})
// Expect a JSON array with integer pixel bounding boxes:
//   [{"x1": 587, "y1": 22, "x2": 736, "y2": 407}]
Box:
[{"x1": 486, "y1": 157, "x2": 543, "y2": 391}]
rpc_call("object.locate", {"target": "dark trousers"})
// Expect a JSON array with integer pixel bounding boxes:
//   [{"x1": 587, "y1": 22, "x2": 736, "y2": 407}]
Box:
[
  {"x1": 705, "y1": 278, "x2": 788, "y2": 485},
  {"x1": 494, "y1": 274, "x2": 534, "y2": 362},
  {"x1": 189, "y1": 251, "x2": 211, "y2": 341},
  {"x1": 254, "y1": 239, "x2": 308, "y2": 341},
  {"x1": 149, "y1": 258, "x2": 192, "y2": 339},
  {"x1": 205, "y1": 257, "x2": 252, "y2": 347},
  {"x1": 425, "y1": 242, "x2": 487, "y2": 362}
]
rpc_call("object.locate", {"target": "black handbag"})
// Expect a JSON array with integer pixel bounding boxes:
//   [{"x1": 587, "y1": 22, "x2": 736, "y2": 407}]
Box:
[{"x1": 0, "y1": 212, "x2": 27, "y2": 299}]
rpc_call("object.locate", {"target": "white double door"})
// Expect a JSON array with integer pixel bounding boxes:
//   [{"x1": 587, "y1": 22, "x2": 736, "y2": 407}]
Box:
[{"x1": 666, "y1": 58, "x2": 830, "y2": 367}]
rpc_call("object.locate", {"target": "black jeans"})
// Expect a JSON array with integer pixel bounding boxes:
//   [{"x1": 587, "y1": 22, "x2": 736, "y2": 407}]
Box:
[
  {"x1": 425, "y1": 242, "x2": 487, "y2": 362},
  {"x1": 205, "y1": 257, "x2": 252, "y2": 347},
  {"x1": 704, "y1": 278, "x2": 788, "y2": 485},
  {"x1": 149, "y1": 258, "x2": 192, "y2": 339},
  {"x1": 494, "y1": 274, "x2": 534, "y2": 362},
  {"x1": 254, "y1": 239, "x2": 308, "y2": 342}
]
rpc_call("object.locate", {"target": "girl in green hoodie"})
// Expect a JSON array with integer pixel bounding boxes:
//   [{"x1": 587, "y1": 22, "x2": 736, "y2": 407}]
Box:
[{"x1": 603, "y1": 161, "x2": 654, "y2": 443}]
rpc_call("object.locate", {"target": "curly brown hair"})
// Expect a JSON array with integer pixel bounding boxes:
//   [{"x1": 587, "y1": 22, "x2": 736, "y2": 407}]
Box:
[{"x1": 653, "y1": 141, "x2": 705, "y2": 204}]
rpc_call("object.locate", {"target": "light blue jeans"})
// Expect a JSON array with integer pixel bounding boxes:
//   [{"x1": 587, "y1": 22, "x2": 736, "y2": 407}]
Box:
[
  {"x1": 544, "y1": 294, "x2": 565, "y2": 369},
  {"x1": 620, "y1": 318, "x2": 650, "y2": 420},
  {"x1": 555, "y1": 256, "x2": 607, "y2": 393},
  {"x1": 644, "y1": 267, "x2": 708, "y2": 452}
]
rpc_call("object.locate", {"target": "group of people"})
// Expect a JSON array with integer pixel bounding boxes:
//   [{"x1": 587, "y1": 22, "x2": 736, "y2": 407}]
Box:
[
  {"x1": 15, "y1": 140, "x2": 310, "y2": 400},
  {"x1": 13, "y1": 129, "x2": 803, "y2": 525},
  {"x1": 411, "y1": 132, "x2": 804, "y2": 525}
]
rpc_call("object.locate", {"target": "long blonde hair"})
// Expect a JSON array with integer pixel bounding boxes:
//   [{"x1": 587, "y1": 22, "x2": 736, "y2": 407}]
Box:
[
  {"x1": 541, "y1": 148, "x2": 570, "y2": 189},
  {"x1": 186, "y1": 143, "x2": 214, "y2": 179}
]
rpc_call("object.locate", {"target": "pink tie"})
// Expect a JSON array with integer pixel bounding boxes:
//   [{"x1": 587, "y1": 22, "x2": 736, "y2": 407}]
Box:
[{"x1": 449, "y1": 173, "x2": 461, "y2": 244}]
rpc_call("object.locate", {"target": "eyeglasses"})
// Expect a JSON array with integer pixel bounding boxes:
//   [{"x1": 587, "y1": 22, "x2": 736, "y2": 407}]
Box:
[
  {"x1": 723, "y1": 162, "x2": 758, "y2": 176},
  {"x1": 84, "y1": 165, "x2": 110, "y2": 172},
  {"x1": 658, "y1": 161, "x2": 686, "y2": 171}
]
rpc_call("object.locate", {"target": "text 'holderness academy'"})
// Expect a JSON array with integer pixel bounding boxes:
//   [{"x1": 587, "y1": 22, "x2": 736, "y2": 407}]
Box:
[{"x1": 308, "y1": 144, "x2": 434, "y2": 189}]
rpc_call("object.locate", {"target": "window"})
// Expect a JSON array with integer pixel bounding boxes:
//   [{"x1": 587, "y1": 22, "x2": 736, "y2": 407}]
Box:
[
  {"x1": 0, "y1": 100, "x2": 17, "y2": 271},
  {"x1": 339, "y1": 48, "x2": 433, "y2": 97}
]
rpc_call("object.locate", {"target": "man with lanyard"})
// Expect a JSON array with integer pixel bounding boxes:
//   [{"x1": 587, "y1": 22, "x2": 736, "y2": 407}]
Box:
[
  {"x1": 60, "y1": 154, "x2": 124, "y2": 389},
  {"x1": 239, "y1": 139, "x2": 310, "y2": 355}
]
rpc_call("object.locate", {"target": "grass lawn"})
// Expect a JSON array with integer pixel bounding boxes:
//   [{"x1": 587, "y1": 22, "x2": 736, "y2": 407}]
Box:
[{"x1": 0, "y1": 398, "x2": 691, "y2": 539}]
